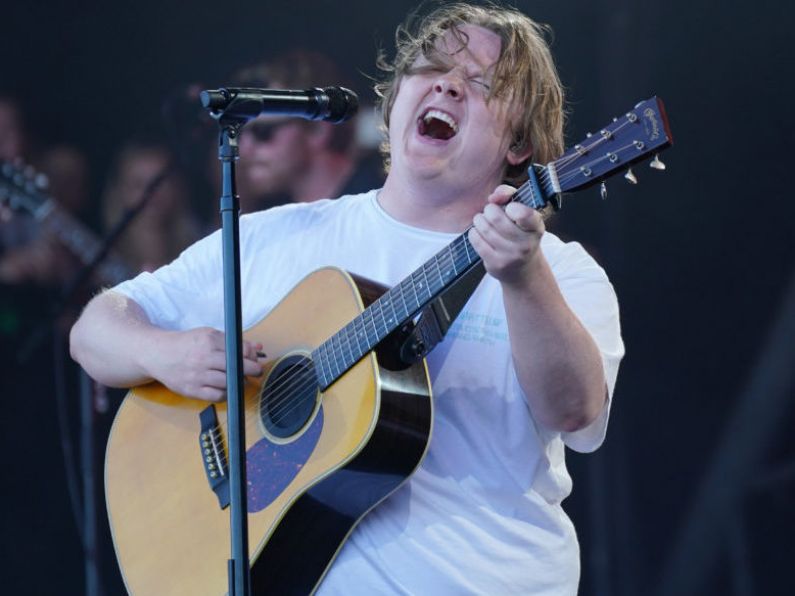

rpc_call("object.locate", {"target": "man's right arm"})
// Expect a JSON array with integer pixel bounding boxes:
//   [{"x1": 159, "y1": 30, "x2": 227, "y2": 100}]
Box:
[{"x1": 69, "y1": 290, "x2": 263, "y2": 401}]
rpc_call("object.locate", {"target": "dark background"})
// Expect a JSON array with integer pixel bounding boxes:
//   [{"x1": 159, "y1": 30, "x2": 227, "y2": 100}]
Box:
[{"x1": 2, "y1": 0, "x2": 792, "y2": 594}]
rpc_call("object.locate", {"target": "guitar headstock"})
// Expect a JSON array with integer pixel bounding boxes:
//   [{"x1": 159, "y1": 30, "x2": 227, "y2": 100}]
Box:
[
  {"x1": 0, "y1": 160, "x2": 54, "y2": 219},
  {"x1": 543, "y1": 97, "x2": 673, "y2": 196}
]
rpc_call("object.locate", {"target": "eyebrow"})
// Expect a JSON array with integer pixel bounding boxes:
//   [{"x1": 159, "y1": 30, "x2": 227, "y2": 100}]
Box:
[{"x1": 416, "y1": 47, "x2": 495, "y2": 78}]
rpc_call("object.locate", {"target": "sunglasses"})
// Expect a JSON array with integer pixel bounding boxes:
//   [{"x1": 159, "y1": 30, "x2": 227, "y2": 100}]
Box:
[{"x1": 243, "y1": 120, "x2": 294, "y2": 143}]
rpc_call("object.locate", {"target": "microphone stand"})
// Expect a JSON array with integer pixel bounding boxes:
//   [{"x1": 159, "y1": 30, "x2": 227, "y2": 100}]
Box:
[
  {"x1": 209, "y1": 112, "x2": 251, "y2": 596},
  {"x1": 199, "y1": 86, "x2": 356, "y2": 595}
]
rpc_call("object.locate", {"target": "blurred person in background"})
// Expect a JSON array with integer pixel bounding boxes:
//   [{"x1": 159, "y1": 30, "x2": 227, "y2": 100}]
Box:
[
  {"x1": 101, "y1": 138, "x2": 202, "y2": 273},
  {"x1": 232, "y1": 49, "x2": 384, "y2": 212},
  {"x1": 0, "y1": 93, "x2": 93, "y2": 287}
]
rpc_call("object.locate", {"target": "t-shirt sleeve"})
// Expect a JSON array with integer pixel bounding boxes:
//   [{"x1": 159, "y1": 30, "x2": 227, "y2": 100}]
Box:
[
  {"x1": 111, "y1": 227, "x2": 226, "y2": 331},
  {"x1": 544, "y1": 237, "x2": 625, "y2": 453}
]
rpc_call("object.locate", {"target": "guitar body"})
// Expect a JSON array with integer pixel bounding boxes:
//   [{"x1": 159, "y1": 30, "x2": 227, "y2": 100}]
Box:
[{"x1": 105, "y1": 267, "x2": 433, "y2": 595}]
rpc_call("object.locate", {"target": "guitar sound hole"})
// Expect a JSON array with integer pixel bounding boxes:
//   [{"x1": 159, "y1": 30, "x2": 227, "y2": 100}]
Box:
[{"x1": 260, "y1": 354, "x2": 318, "y2": 440}]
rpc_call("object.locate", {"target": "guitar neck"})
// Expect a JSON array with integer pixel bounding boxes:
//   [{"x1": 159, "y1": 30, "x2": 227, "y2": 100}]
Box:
[
  {"x1": 310, "y1": 96, "x2": 673, "y2": 390},
  {"x1": 1, "y1": 161, "x2": 135, "y2": 286},
  {"x1": 310, "y1": 235, "x2": 474, "y2": 389},
  {"x1": 311, "y1": 175, "x2": 546, "y2": 390},
  {"x1": 39, "y1": 204, "x2": 135, "y2": 286}
]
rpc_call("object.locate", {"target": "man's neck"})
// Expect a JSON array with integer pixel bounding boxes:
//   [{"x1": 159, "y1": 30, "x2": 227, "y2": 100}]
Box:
[
  {"x1": 378, "y1": 171, "x2": 497, "y2": 233},
  {"x1": 291, "y1": 152, "x2": 356, "y2": 203}
]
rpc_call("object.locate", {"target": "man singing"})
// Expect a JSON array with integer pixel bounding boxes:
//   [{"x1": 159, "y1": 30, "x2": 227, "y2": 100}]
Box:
[{"x1": 71, "y1": 3, "x2": 624, "y2": 593}]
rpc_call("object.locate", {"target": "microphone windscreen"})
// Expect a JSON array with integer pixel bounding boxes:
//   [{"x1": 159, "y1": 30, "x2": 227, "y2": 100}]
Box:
[{"x1": 324, "y1": 87, "x2": 359, "y2": 123}]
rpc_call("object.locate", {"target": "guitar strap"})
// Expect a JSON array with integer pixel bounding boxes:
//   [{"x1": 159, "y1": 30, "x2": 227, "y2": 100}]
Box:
[{"x1": 399, "y1": 261, "x2": 486, "y2": 364}]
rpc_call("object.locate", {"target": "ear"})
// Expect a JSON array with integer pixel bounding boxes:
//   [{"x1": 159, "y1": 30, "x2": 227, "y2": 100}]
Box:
[{"x1": 506, "y1": 139, "x2": 533, "y2": 166}]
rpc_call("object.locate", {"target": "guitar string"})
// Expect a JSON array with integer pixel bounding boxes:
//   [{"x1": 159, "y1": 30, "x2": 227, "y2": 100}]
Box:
[
  {"x1": 193, "y1": 113, "x2": 660, "y2": 448},
  {"x1": 265, "y1": 228, "x2": 483, "y2": 422},
  {"x1": 210, "y1": 187, "x2": 542, "y2": 435},
  {"x1": 215, "y1": 134, "x2": 649, "y2": 425},
  {"x1": 541, "y1": 114, "x2": 656, "y2": 194},
  {"x1": 210, "y1": 195, "x2": 644, "y2": 447},
  {"x1": 257, "y1": 234, "x2": 478, "y2": 422},
  {"x1": 555, "y1": 117, "x2": 638, "y2": 174},
  {"x1": 204, "y1": 117, "x2": 653, "y2": 428},
  {"x1": 254, "y1": 228, "x2": 475, "y2": 410},
  {"x1": 537, "y1": 119, "x2": 639, "y2": 191},
  {"x1": 210, "y1": 136, "x2": 654, "y2": 429},
  {"x1": 533, "y1": 119, "x2": 628, "y2": 188}
]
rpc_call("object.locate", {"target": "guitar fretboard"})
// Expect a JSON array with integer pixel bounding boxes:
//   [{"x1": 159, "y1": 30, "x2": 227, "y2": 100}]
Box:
[
  {"x1": 308, "y1": 96, "x2": 673, "y2": 390},
  {"x1": 41, "y1": 205, "x2": 135, "y2": 286},
  {"x1": 311, "y1": 175, "x2": 549, "y2": 390}
]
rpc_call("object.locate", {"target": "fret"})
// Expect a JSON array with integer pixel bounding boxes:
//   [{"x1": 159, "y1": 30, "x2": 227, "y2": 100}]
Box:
[
  {"x1": 387, "y1": 286, "x2": 406, "y2": 323},
  {"x1": 329, "y1": 333, "x2": 343, "y2": 378},
  {"x1": 427, "y1": 259, "x2": 444, "y2": 294},
  {"x1": 461, "y1": 244, "x2": 474, "y2": 269},
  {"x1": 432, "y1": 254, "x2": 446, "y2": 289},
  {"x1": 352, "y1": 315, "x2": 368, "y2": 355},
  {"x1": 419, "y1": 264, "x2": 433, "y2": 302},
  {"x1": 436, "y1": 248, "x2": 451, "y2": 284},
  {"x1": 378, "y1": 294, "x2": 397, "y2": 339},
  {"x1": 395, "y1": 279, "x2": 413, "y2": 321},
  {"x1": 314, "y1": 344, "x2": 330, "y2": 388},
  {"x1": 441, "y1": 246, "x2": 457, "y2": 281},
  {"x1": 312, "y1": 343, "x2": 326, "y2": 387},
  {"x1": 321, "y1": 337, "x2": 334, "y2": 381},
  {"x1": 409, "y1": 269, "x2": 422, "y2": 310},
  {"x1": 449, "y1": 245, "x2": 459, "y2": 276},
  {"x1": 386, "y1": 288, "x2": 405, "y2": 329},
  {"x1": 320, "y1": 346, "x2": 331, "y2": 387},
  {"x1": 340, "y1": 325, "x2": 355, "y2": 369},
  {"x1": 350, "y1": 323, "x2": 362, "y2": 364},
  {"x1": 462, "y1": 237, "x2": 474, "y2": 264},
  {"x1": 373, "y1": 297, "x2": 389, "y2": 337},
  {"x1": 361, "y1": 309, "x2": 377, "y2": 347}
]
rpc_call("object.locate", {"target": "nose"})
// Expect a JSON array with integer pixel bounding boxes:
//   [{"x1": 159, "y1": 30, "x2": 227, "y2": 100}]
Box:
[{"x1": 433, "y1": 71, "x2": 463, "y2": 100}]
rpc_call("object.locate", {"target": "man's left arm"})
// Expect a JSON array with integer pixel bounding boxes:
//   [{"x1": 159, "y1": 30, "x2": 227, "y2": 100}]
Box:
[{"x1": 469, "y1": 185, "x2": 607, "y2": 433}]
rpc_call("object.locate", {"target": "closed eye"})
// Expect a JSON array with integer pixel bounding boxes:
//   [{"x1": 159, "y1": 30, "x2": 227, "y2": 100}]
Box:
[
  {"x1": 409, "y1": 63, "x2": 451, "y2": 77},
  {"x1": 467, "y1": 78, "x2": 491, "y2": 96}
]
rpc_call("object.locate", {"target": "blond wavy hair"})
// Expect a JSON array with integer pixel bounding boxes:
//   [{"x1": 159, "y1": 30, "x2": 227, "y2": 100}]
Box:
[{"x1": 375, "y1": 2, "x2": 565, "y2": 185}]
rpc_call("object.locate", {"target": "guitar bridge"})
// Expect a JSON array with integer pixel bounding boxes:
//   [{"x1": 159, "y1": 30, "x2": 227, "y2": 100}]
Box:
[{"x1": 198, "y1": 405, "x2": 230, "y2": 509}]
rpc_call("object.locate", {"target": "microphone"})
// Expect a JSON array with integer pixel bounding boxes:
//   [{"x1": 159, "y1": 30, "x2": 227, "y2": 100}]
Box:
[{"x1": 200, "y1": 86, "x2": 358, "y2": 123}]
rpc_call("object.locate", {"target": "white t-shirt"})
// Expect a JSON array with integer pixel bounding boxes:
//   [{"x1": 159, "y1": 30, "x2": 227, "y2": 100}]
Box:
[{"x1": 115, "y1": 190, "x2": 624, "y2": 595}]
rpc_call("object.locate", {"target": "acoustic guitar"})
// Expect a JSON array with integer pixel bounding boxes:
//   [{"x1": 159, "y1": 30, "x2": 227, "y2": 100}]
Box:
[
  {"x1": 0, "y1": 161, "x2": 134, "y2": 286},
  {"x1": 105, "y1": 98, "x2": 672, "y2": 594}
]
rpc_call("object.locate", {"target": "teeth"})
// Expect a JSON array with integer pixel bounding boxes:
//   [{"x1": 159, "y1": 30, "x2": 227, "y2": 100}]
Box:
[{"x1": 423, "y1": 109, "x2": 458, "y2": 133}]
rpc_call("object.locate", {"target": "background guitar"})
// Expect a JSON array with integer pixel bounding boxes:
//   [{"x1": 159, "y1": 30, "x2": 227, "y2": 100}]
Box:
[{"x1": 1, "y1": 160, "x2": 135, "y2": 287}]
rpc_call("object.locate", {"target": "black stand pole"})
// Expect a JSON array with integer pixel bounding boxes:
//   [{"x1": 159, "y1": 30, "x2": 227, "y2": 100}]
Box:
[
  {"x1": 199, "y1": 85, "x2": 356, "y2": 595},
  {"x1": 80, "y1": 368, "x2": 102, "y2": 596},
  {"x1": 215, "y1": 118, "x2": 251, "y2": 596}
]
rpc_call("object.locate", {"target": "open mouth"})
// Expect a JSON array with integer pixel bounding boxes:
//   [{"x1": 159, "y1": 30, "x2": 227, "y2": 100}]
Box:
[{"x1": 417, "y1": 109, "x2": 459, "y2": 141}]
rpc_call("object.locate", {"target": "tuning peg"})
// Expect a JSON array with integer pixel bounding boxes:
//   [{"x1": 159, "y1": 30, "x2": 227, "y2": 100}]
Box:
[
  {"x1": 650, "y1": 154, "x2": 666, "y2": 170},
  {"x1": 624, "y1": 168, "x2": 638, "y2": 184},
  {"x1": 600, "y1": 182, "x2": 608, "y2": 200}
]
